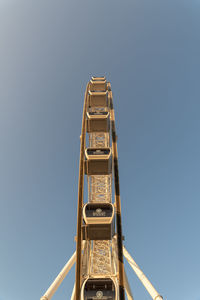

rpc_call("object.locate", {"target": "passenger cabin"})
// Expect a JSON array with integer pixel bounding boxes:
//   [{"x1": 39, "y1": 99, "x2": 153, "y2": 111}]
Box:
[
  {"x1": 89, "y1": 78, "x2": 107, "y2": 92},
  {"x1": 85, "y1": 148, "x2": 112, "y2": 175},
  {"x1": 82, "y1": 203, "x2": 115, "y2": 240},
  {"x1": 82, "y1": 277, "x2": 116, "y2": 300},
  {"x1": 88, "y1": 91, "x2": 108, "y2": 108},
  {"x1": 87, "y1": 112, "x2": 110, "y2": 132}
]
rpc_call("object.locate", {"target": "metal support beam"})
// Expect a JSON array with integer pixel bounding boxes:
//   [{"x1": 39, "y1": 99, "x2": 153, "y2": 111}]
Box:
[
  {"x1": 40, "y1": 252, "x2": 76, "y2": 300},
  {"x1": 109, "y1": 87, "x2": 125, "y2": 300},
  {"x1": 123, "y1": 246, "x2": 163, "y2": 300},
  {"x1": 75, "y1": 84, "x2": 89, "y2": 300},
  {"x1": 124, "y1": 268, "x2": 134, "y2": 300},
  {"x1": 70, "y1": 283, "x2": 75, "y2": 300}
]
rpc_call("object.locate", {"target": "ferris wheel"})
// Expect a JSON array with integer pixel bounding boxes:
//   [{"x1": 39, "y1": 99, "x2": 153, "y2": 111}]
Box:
[{"x1": 41, "y1": 77, "x2": 163, "y2": 300}]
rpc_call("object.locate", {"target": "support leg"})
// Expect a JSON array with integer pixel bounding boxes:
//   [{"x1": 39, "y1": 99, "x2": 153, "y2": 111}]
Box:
[
  {"x1": 123, "y1": 246, "x2": 163, "y2": 300},
  {"x1": 40, "y1": 252, "x2": 76, "y2": 300},
  {"x1": 124, "y1": 268, "x2": 134, "y2": 300},
  {"x1": 71, "y1": 283, "x2": 75, "y2": 300}
]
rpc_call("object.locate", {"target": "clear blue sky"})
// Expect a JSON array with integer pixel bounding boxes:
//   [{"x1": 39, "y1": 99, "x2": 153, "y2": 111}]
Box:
[{"x1": 0, "y1": 0, "x2": 200, "y2": 299}]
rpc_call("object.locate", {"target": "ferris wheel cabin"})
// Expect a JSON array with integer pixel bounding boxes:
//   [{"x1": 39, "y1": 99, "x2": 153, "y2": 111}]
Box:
[
  {"x1": 88, "y1": 91, "x2": 108, "y2": 108},
  {"x1": 86, "y1": 112, "x2": 110, "y2": 133},
  {"x1": 85, "y1": 148, "x2": 112, "y2": 175},
  {"x1": 82, "y1": 203, "x2": 115, "y2": 240},
  {"x1": 82, "y1": 277, "x2": 117, "y2": 300},
  {"x1": 89, "y1": 77, "x2": 107, "y2": 92}
]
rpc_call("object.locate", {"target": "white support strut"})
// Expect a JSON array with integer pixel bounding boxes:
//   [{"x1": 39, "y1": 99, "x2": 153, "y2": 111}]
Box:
[
  {"x1": 40, "y1": 252, "x2": 76, "y2": 300},
  {"x1": 123, "y1": 246, "x2": 163, "y2": 300},
  {"x1": 70, "y1": 283, "x2": 76, "y2": 300},
  {"x1": 124, "y1": 268, "x2": 134, "y2": 300}
]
